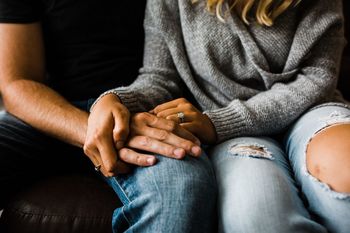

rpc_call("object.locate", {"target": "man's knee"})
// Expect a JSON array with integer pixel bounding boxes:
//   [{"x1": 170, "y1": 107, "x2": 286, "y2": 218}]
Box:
[
  {"x1": 157, "y1": 155, "x2": 217, "y2": 206},
  {"x1": 133, "y1": 155, "x2": 217, "y2": 231},
  {"x1": 306, "y1": 123, "x2": 350, "y2": 193}
]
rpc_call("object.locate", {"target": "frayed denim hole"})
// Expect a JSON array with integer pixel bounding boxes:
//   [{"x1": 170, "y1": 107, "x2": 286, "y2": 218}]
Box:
[
  {"x1": 303, "y1": 116, "x2": 350, "y2": 200},
  {"x1": 318, "y1": 110, "x2": 350, "y2": 126},
  {"x1": 229, "y1": 144, "x2": 274, "y2": 160}
]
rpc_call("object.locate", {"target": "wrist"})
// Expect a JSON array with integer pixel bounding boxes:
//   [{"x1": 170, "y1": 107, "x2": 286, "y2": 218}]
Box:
[
  {"x1": 202, "y1": 113, "x2": 217, "y2": 144},
  {"x1": 90, "y1": 89, "x2": 121, "y2": 112}
]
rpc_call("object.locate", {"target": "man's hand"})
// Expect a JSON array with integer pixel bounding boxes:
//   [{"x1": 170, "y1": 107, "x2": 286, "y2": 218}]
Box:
[
  {"x1": 153, "y1": 98, "x2": 217, "y2": 145},
  {"x1": 84, "y1": 94, "x2": 131, "y2": 177}
]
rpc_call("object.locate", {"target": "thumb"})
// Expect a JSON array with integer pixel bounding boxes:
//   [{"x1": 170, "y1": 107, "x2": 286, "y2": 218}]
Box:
[{"x1": 112, "y1": 107, "x2": 130, "y2": 150}]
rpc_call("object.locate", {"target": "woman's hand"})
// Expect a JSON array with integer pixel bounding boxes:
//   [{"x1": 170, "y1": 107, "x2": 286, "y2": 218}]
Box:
[
  {"x1": 84, "y1": 93, "x2": 132, "y2": 177},
  {"x1": 153, "y1": 98, "x2": 217, "y2": 145}
]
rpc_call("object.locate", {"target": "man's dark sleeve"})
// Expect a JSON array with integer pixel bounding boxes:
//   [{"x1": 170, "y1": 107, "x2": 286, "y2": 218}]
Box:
[{"x1": 0, "y1": 0, "x2": 43, "y2": 23}]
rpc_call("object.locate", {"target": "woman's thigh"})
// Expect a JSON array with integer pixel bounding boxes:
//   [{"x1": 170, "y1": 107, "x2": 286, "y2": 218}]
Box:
[
  {"x1": 285, "y1": 103, "x2": 350, "y2": 233},
  {"x1": 210, "y1": 136, "x2": 326, "y2": 233}
]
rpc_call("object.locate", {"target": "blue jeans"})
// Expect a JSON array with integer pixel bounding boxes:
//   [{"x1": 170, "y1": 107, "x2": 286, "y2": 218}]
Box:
[
  {"x1": 105, "y1": 154, "x2": 217, "y2": 233},
  {"x1": 0, "y1": 99, "x2": 217, "y2": 233},
  {"x1": 211, "y1": 103, "x2": 350, "y2": 233}
]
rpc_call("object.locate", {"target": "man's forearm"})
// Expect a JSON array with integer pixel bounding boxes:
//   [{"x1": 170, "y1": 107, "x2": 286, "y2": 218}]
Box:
[{"x1": 2, "y1": 79, "x2": 88, "y2": 147}]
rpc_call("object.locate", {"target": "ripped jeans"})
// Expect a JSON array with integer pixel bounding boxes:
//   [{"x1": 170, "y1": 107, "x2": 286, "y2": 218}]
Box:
[{"x1": 211, "y1": 103, "x2": 350, "y2": 233}]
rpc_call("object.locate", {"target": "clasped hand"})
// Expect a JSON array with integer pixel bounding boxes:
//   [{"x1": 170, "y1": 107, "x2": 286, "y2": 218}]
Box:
[
  {"x1": 153, "y1": 98, "x2": 217, "y2": 145},
  {"x1": 84, "y1": 94, "x2": 202, "y2": 177}
]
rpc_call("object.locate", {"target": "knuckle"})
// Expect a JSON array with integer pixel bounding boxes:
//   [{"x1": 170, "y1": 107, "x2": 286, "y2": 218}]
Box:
[
  {"x1": 178, "y1": 98, "x2": 187, "y2": 103},
  {"x1": 92, "y1": 130, "x2": 104, "y2": 141},
  {"x1": 157, "y1": 130, "x2": 169, "y2": 141},
  {"x1": 120, "y1": 108, "x2": 130, "y2": 117},
  {"x1": 183, "y1": 103, "x2": 192, "y2": 110},
  {"x1": 119, "y1": 148, "x2": 128, "y2": 157},
  {"x1": 180, "y1": 142, "x2": 192, "y2": 151},
  {"x1": 136, "y1": 155, "x2": 144, "y2": 165},
  {"x1": 148, "y1": 114, "x2": 158, "y2": 125},
  {"x1": 135, "y1": 112, "x2": 152, "y2": 123},
  {"x1": 167, "y1": 120, "x2": 177, "y2": 132},
  {"x1": 164, "y1": 147, "x2": 175, "y2": 156},
  {"x1": 133, "y1": 112, "x2": 144, "y2": 121},
  {"x1": 113, "y1": 127, "x2": 129, "y2": 139},
  {"x1": 83, "y1": 143, "x2": 93, "y2": 155},
  {"x1": 158, "y1": 145, "x2": 174, "y2": 156},
  {"x1": 153, "y1": 106, "x2": 160, "y2": 113},
  {"x1": 139, "y1": 136, "x2": 151, "y2": 146}
]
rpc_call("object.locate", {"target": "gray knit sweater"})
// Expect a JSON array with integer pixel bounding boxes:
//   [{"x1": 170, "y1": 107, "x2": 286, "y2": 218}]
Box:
[{"x1": 109, "y1": 0, "x2": 346, "y2": 142}]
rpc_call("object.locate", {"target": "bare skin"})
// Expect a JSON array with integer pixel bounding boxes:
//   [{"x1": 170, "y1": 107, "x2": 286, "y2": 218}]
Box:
[
  {"x1": 0, "y1": 23, "x2": 88, "y2": 147},
  {"x1": 85, "y1": 94, "x2": 202, "y2": 177},
  {"x1": 306, "y1": 123, "x2": 350, "y2": 193},
  {"x1": 0, "y1": 23, "x2": 200, "y2": 178},
  {"x1": 153, "y1": 98, "x2": 217, "y2": 145}
]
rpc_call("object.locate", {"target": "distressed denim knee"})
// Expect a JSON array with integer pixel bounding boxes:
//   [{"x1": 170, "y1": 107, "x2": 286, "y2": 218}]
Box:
[
  {"x1": 107, "y1": 153, "x2": 217, "y2": 233},
  {"x1": 306, "y1": 122, "x2": 350, "y2": 194},
  {"x1": 211, "y1": 137, "x2": 326, "y2": 233},
  {"x1": 285, "y1": 103, "x2": 350, "y2": 233}
]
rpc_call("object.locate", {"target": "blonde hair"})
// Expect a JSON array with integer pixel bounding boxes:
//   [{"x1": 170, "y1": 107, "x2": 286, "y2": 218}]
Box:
[{"x1": 194, "y1": 0, "x2": 300, "y2": 26}]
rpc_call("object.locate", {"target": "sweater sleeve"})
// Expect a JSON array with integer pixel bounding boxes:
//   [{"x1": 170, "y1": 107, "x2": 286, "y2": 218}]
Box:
[
  {"x1": 204, "y1": 0, "x2": 346, "y2": 142},
  {"x1": 103, "y1": 0, "x2": 184, "y2": 113}
]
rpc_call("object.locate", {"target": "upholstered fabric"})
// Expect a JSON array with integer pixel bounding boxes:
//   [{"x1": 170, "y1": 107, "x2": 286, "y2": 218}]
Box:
[{"x1": 0, "y1": 174, "x2": 121, "y2": 233}]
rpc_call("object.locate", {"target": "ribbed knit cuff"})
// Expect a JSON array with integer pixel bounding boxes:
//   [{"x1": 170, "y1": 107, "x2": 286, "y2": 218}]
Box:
[
  {"x1": 203, "y1": 100, "x2": 248, "y2": 142},
  {"x1": 113, "y1": 88, "x2": 143, "y2": 113},
  {"x1": 90, "y1": 88, "x2": 141, "y2": 113}
]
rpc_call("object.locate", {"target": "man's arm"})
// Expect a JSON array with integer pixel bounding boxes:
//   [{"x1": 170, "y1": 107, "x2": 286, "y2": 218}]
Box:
[
  {"x1": 0, "y1": 23, "x2": 88, "y2": 147},
  {"x1": 0, "y1": 23, "x2": 202, "y2": 177}
]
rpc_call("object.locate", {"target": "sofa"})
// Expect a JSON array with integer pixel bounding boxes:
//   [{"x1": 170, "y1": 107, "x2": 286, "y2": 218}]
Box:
[{"x1": 0, "y1": 1, "x2": 349, "y2": 233}]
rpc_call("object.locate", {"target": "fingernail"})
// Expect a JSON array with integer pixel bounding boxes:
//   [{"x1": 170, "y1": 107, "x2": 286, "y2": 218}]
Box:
[
  {"x1": 147, "y1": 157, "x2": 157, "y2": 165},
  {"x1": 174, "y1": 148, "x2": 185, "y2": 158},
  {"x1": 191, "y1": 146, "x2": 201, "y2": 156}
]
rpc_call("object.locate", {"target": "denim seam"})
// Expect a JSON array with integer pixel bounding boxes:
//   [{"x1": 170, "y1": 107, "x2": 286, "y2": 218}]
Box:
[
  {"x1": 121, "y1": 205, "x2": 133, "y2": 228},
  {"x1": 112, "y1": 177, "x2": 131, "y2": 204}
]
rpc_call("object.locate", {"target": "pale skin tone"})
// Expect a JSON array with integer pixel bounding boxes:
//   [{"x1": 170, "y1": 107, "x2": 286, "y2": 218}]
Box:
[{"x1": 0, "y1": 22, "x2": 201, "y2": 178}]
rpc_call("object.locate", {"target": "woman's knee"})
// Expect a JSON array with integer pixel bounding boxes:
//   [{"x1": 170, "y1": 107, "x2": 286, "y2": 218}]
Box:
[{"x1": 306, "y1": 123, "x2": 350, "y2": 193}]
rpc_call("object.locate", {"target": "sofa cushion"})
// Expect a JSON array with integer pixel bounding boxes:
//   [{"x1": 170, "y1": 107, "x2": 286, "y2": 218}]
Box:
[{"x1": 0, "y1": 173, "x2": 121, "y2": 233}]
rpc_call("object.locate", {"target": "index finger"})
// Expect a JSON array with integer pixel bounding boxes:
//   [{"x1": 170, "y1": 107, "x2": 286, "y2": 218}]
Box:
[
  {"x1": 153, "y1": 98, "x2": 185, "y2": 114},
  {"x1": 112, "y1": 106, "x2": 130, "y2": 149},
  {"x1": 146, "y1": 116, "x2": 200, "y2": 145},
  {"x1": 98, "y1": 137, "x2": 119, "y2": 175},
  {"x1": 174, "y1": 124, "x2": 201, "y2": 146}
]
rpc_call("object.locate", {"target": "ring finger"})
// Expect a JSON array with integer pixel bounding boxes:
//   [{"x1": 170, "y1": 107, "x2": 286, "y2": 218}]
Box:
[{"x1": 166, "y1": 112, "x2": 196, "y2": 124}]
